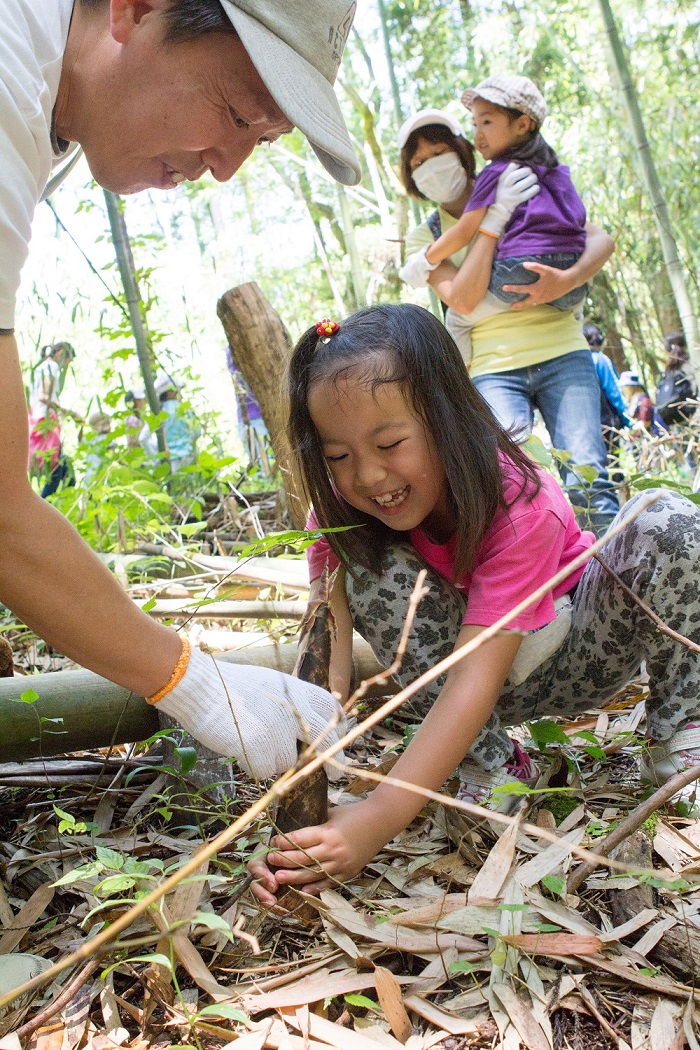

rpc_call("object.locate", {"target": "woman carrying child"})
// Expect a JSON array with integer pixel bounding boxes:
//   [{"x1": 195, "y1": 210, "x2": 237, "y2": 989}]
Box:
[
  {"x1": 250, "y1": 304, "x2": 700, "y2": 902},
  {"x1": 398, "y1": 97, "x2": 618, "y2": 534}
]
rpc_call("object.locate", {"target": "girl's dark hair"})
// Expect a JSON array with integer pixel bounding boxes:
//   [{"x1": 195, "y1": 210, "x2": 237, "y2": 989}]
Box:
[
  {"x1": 664, "y1": 331, "x2": 687, "y2": 361},
  {"x1": 582, "y1": 322, "x2": 604, "y2": 348},
  {"x1": 400, "y1": 125, "x2": 476, "y2": 201},
  {"x1": 40, "y1": 341, "x2": 75, "y2": 362},
  {"x1": 288, "y1": 304, "x2": 541, "y2": 578},
  {"x1": 79, "y1": 0, "x2": 235, "y2": 42}
]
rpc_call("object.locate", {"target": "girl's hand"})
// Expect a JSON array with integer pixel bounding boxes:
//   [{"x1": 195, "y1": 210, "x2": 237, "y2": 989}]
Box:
[{"x1": 251, "y1": 802, "x2": 388, "y2": 901}]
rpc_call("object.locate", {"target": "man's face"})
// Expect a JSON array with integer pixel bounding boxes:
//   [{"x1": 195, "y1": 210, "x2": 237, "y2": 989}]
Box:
[{"x1": 71, "y1": 6, "x2": 293, "y2": 194}]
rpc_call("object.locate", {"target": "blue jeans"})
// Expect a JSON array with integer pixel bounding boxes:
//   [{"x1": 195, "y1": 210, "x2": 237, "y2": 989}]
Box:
[
  {"x1": 472, "y1": 350, "x2": 619, "y2": 533},
  {"x1": 490, "y1": 253, "x2": 587, "y2": 310}
]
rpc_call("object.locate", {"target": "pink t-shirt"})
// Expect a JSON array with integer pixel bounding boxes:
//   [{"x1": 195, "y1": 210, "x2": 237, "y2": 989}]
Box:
[{"x1": 306, "y1": 461, "x2": 595, "y2": 633}]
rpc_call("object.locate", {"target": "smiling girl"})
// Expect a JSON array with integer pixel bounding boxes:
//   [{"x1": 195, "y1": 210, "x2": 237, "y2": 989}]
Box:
[{"x1": 250, "y1": 304, "x2": 700, "y2": 902}]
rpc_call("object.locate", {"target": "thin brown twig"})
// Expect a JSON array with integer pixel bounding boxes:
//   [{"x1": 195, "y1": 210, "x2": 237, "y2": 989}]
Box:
[
  {"x1": 0, "y1": 492, "x2": 660, "y2": 1012},
  {"x1": 566, "y1": 763, "x2": 700, "y2": 894},
  {"x1": 13, "y1": 958, "x2": 100, "y2": 1041},
  {"x1": 594, "y1": 552, "x2": 700, "y2": 653}
]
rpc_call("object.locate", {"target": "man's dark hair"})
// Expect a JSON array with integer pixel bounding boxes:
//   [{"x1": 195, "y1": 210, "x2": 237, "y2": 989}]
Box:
[
  {"x1": 399, "y1": 124, "x2": 476, "y2": 201},
  {"x1": 79, "y1": 0, "x2": 235, "y2": 42}
]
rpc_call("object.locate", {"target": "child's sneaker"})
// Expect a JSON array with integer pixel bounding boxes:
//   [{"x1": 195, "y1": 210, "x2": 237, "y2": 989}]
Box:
[
  {"x1": 457, "y1": 739, "x2": 538, "y2": 814},
  {"x1": 640, "y1": 723, "x2": 700, "y2": 813}
]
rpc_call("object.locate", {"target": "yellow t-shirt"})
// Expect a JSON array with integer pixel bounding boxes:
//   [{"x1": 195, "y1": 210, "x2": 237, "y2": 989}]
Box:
[{"x1": 405, "y1": 213, "x2": 586, "y2": 378}]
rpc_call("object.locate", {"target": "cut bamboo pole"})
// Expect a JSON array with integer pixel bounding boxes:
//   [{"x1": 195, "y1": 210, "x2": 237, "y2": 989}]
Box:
[
  {"x1": 0, "y1": 640, "x2": 389, "y2": 762},
  {"x1": 143, "y1": 599, "x2": 307, "y2": 619}
]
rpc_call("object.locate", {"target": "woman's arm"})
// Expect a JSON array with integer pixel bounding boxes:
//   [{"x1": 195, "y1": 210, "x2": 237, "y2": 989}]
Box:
[
  {"x1": 505, "y1": 222, "x2": 615, "y2": 310},
  {"x1": 425, "y1": 209, "x2": 485, "y2": 268},
  {"x1": 428, "y1": 232, "x2": 498, "y2": 314},
  {"x1": 250, "y1": 625, "x2": 522, "y2": 899}
]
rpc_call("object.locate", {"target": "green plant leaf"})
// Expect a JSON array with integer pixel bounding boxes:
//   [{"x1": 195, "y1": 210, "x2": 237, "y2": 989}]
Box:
[
  {"x1": 196, "y1": 1004, "x2": 249, "y2": 1023},
  {"x1": 541, "y1": 875, "x2": 565, "y2": 897},
  {"x1": 345, "y1": 994, "x2": 381, "y2": 1012},
  {"x1": 527, "y1": 719, "x2": 570, "y2": 748}
]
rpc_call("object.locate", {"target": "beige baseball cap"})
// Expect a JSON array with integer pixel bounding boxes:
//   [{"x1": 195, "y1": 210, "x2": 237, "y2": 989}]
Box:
[
  {"x1": 461, "y1": 74, "x2": 548, "y2": 127},
  {"x1": 220, "y1": 0, "x2": 361, "y2": 185}
]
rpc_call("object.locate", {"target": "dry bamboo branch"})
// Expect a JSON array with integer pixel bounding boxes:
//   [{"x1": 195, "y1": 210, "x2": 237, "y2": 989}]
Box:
[
  {"x1": 13, "y1": 959, "x2": 100, "y2": 1040},
  {"x1": 594, "y1": 553, "x2": 700, "y2": 653},
  {"x1": 0, "y1": 493, "x2": 659, "y2": 1011},
  {"x1": 566, "y1": 763, "x2": 700, "y2": 894}
]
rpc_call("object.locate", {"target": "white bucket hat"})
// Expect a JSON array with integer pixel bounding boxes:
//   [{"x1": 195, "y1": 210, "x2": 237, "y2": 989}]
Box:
[
  {"x1": 461, "y1": 74, "x2": 548, "y2": 127},
  {"x1": 619, "y1": 371, "x2": 642, "y2": 387},
  {"x1": 397, "y1": 108, "x2": 467, "y2": 151},
  {"x1": 220, "y1": 0, "x2": 361, "y2": 185}
]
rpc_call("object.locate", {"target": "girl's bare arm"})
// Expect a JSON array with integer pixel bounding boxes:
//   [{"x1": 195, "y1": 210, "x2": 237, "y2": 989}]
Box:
[
  {"x1": 253, "y1": 625, "x2": 522, "y2": 898},
  {"x1": 424, "y1": 209, "x2": 485, "y2": 268},
  {"x1": 428, "y1": 230, "x2": 499, "y2": 314}
]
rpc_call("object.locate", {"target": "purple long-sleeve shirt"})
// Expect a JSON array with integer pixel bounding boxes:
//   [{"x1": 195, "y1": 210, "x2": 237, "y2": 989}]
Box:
[{"x1": 467, "y1": 159, "x2": 587, "y2": 259}]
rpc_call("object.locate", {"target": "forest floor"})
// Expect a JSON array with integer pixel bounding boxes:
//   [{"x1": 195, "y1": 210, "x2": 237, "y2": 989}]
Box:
[{"x1": 1, "y1": 485, "x2": 700, "y2": 1049}]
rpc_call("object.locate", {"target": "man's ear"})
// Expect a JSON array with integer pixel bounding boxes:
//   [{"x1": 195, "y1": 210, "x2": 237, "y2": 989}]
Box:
[{"x1": 109, "y1": 0, "x2": 164, "y2": 44}]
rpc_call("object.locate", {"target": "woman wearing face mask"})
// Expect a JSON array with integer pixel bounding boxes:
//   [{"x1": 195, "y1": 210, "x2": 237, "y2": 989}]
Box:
[{"x1": 398, "y1": 109, "x2": 619, "y2": 535}]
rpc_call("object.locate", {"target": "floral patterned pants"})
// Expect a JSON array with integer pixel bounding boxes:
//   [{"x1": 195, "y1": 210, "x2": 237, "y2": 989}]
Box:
[{"x1": 346, "y1": 491, "x2": 700, "y2": 772}]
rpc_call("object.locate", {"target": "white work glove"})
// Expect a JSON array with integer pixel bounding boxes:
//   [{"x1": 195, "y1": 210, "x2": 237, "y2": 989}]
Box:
[
  {"x1": 154, "y1": 648, "x2": 346, "y2": 780},
  {"x1": 399, "y1": 244, "x2": 439, "y2": 288},
  {"x1": 479, "y1": 162, "x2": 540, "y2": 239}
]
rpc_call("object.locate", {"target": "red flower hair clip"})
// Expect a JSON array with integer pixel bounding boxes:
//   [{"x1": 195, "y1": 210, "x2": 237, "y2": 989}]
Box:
[{"x1": 316, "y1": 318, "x2": 340, "y2": 338}]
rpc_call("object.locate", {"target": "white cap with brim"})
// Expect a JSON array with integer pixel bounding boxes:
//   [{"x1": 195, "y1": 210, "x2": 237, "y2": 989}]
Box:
[
  {"x1": 619, "y1": 371, "x2": 641, "y2": 387},
  {"x1": 397, "y1": 108, "x2": 467, "y2": 151},
  {"x1": 220, "y1": 0, "x2": 361, "y2": 186}
]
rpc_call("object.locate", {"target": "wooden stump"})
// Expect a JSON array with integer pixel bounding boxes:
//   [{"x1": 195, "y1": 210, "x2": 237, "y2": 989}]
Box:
[
  {"x1": 217, "y1": 282, "x2": 307, "y2": 526},
  {"x1": 0, "y1": 638, "x2": 13, "y2": 678}
]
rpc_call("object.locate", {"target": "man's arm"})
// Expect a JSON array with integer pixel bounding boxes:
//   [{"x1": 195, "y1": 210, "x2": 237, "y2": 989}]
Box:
[
  {"x1": 0, "y1": 333, "x2": 181, "y2": 695},
  {"x1": 505, "y1": 222, "x2": 615, "y2": 310}
]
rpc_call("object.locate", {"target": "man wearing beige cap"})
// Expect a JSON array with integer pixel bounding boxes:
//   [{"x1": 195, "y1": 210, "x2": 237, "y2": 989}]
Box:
[{"x1": 0, "y1": 0, "x2": 360, "y2": 778}]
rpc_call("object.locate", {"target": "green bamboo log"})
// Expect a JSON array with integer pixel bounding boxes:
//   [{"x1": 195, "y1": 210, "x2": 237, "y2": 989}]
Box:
[{"x1": 0, "y1": 641, "x2": 388, "y2": 763}]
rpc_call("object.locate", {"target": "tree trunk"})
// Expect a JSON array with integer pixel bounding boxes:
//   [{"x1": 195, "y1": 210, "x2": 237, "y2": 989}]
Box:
[
  {"x1": 596, "y1": 0, "x2": 698, "y2": 365},
  {"x1": 217, "y1": 282, "x2": 307, "y2": 525},
  {"x1": 103, "y1": 191, "x2": 166, "y2": 455}
]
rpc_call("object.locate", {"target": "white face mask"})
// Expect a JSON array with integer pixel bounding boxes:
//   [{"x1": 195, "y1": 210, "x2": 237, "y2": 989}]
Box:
[{"x1": 411, "y1": 151, "x2": 469, "y2": 204}]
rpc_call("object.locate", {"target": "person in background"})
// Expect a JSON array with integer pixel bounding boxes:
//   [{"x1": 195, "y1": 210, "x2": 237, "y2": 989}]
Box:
[
  {"x1": 154, "y1": 372, "x2": 200, "y2": 473},
  {"x1": 28, "y1": 340, "x2": 81, "y2": 498},
  {"x1": 619, "y1": 371, "x2": 655, "y2": 430},
  {"x1": 398, "y1": 109, "x2": 619, "y2": 534},
  {"x1": 655, "y1": 332, "x2": 697, "y2": 428},
  {"x1": 83, "y1": 409, "x2": 112, "y2": 484},
  {"x1": 124, "y1": 387, "x2": 147, "y2": 450},
  {"x1": 422, "y1": 76, "x2": 588, "y2": 360},
  {"x1": 583, "y1": 322, "x2": 631, "y2": 461},
  {"x1": 225, "y1": 344, "x2": 270, "y2": 469}
]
